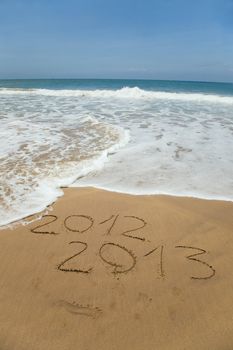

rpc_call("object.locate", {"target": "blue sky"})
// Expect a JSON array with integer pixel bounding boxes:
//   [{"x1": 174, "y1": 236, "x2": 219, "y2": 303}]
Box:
[{"x1": 0, "y1": 0, "x2": 233, "y2": 82}]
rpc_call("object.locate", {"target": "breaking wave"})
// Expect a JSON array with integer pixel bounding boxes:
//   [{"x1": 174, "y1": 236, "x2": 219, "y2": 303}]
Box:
[{"x1": 1, "y1": 86, "x2": 233, "y2": 104}]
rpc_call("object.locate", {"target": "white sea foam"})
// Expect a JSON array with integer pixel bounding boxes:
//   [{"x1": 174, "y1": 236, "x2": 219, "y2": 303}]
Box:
[
  {"x1": 0, "y1": 100, "x2": 130, "y2": 226},
  {"x1": 1, "y1": 86, "x2": 233, "y2": 104},
  {"x1": 1, "y1": 86, "x2": 233, "y2": 227},
  {"x1": 0, "y1": 134, "x2": 129, "y2": 227}
]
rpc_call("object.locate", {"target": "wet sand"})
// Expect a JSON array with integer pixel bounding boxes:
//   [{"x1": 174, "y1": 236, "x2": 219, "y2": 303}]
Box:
[{"x1": 0, "y1": 187, "x2": 233, "y2": 350}]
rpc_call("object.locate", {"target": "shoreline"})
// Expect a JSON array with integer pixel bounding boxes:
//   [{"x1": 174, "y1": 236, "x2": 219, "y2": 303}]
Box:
[
  {"x1": 0, "y1": 187, "x2": 233, "y2": 349},
  {"x1": 2, "y1": 185, "x2": 233, "y2": 230}
]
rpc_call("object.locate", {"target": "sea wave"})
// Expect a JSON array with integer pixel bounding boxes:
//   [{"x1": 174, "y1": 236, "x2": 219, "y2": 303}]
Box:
[
  {"x1": 1, "y1": 82, "x2": 233, "y2": 227},
  {"x1": 1, "y1": 86, "x2": 233, "y2": 104},
  {"x1": 0, "y1": 117, "x2": 130, "y2": 227}
]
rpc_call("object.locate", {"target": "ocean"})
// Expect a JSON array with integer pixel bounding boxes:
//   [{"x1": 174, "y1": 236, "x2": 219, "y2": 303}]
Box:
[{"x1": 1, "y1": 78, "x2": 233, "y2": 226}]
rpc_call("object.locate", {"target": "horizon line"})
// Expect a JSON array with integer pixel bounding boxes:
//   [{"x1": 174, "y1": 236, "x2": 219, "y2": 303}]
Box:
[{"x1": 0, "y1": 77, "x2": 233, "y2": 85}]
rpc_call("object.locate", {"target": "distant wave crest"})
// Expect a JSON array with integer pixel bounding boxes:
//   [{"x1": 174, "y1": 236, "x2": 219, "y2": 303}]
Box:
[{"x1": 1, "y1": 86, "x2": 233, "y2": 104}]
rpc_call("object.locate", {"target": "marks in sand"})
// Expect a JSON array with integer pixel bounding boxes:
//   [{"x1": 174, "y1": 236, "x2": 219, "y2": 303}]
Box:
[
  {"x1": 30, "y1": 213, "x2": 216, "y2": 281},
  {"x1": 57, "y1": 300, "x2": 102, "y2": 318}
]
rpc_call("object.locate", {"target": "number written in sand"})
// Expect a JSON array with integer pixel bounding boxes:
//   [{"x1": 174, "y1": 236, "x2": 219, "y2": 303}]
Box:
[
  {"x1": 144, "y1": 245, "x2": 165, "y2": 277},
  {"x1": 57, "y1": 241, "x2": 93, "y2": 274},
  {"x1": 30, "y1": 213, "x2": 216, "y2": 281},
  {"x1": 175, "y1": 246, "x2": 216, "y2": 280},
  {"x1": 99, "y1": 242, "x2": 137, "y2": 274},
  {"x1": 121, "y1": 215, "x2": 147, "y2": 241},
  {"x1": 31, "y1": 213, "x2": 147, "y2": 238},
  {"x1": 99, "y1": 214, "x2": 147, "y2": 240},
  {"x1": 64, "y1": 215, "x2": 94, "y2": 233},
  {"x1": 99, "y1": 214, "x2": 119, "y2": 235},
  {"x1": 31, "y1": 215, "x2": 59, "y2": 235}
]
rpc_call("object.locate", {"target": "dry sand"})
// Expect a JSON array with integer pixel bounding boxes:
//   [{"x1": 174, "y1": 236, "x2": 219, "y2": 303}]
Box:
[{"x1": 0, "y1": 187, "x2": 233, "y2": 350}]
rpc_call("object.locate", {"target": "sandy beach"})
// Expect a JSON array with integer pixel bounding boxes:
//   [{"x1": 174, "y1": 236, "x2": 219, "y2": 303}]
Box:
[{"x1": 0, "y1": 187, "x2": 233, "y2": 349}]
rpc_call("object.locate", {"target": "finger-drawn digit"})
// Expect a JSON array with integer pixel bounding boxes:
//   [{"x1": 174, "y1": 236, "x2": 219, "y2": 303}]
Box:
[
  {"x1": 144, "y1": 245, "x2": 165, "y2": 277},
  {"x1": 121, "y1": 215, "x2": 147, "y2": 241},
  {"x1": 99, "y1": 214, "x2": 119, "y2": 235},
  {"x1": 64, "y1": 215, "x2": 94, "y2": 233},
  {"x1": 99, "y1": 242, "x2": 136, "y2": 274},
  {"x1": 31, "y1": 215, "x2": 59, "y2": 235},
  {"x1": 57, "y1": 241, "x2": 92, "y2": 274},
  {"x1": 175, "y1": 245, "x2": 215, "y2": 280}
]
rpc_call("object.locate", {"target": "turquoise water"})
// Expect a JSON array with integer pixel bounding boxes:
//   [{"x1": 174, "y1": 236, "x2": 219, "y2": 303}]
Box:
[
  {"x1": 1, "y1": 79, "x2": 233, "y2": 226},
  {"x1": 1, "y1": 78, "x2": 233, "y2": 95}
]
